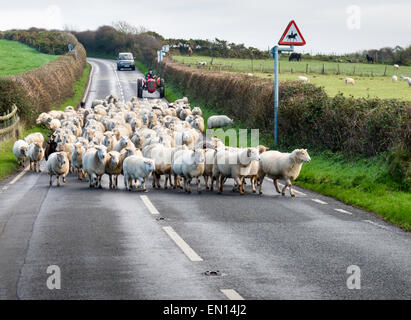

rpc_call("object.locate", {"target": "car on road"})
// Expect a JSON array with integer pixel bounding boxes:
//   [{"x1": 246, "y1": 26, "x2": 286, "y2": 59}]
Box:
[{"x1": 117, "y1": 52, "x2": 135, "y2": 71}]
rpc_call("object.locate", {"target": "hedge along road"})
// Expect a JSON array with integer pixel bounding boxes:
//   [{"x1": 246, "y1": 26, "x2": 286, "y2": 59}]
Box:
[{"x1": 0, "y1": 58, "x2": 410, "y2": 300}]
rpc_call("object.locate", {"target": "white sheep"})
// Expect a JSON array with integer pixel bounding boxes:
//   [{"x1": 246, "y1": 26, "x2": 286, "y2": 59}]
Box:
[
  {"x1": 28, "y1": 142, "x2": 44, "y2": 172},
  {"x1": 298, "y1": 76, "x2": 309, "y2": 83},
  {"x1": 13, "y1": 140, "x2": 29, "y2": 166},
  {"x1": 345, "y1": 78, "x2": 355, "y2": 85},
  {"x1": 172, "y1": 149, "x2": 205, "y2": 194},
  {"x1": 82, "y1": 146, "x2": 108, "y2": 189},
  {"x1": 101, "y1": 131, "x2": 117, "y2": 151},
  {"x1": 71, "y1": 143, "x2": 86, "y2": 180},
  {"x1": 192, "y1": 107, "x2": 203, "y2": 117},
  {"x1": 49, "y1": 119, "x2": 61, "y2": 131},
  {"x1": 47, "y1": 152, "x2": 69, "y2": 187},
  {"x1": 392, "y1": 75, "x2": 398, "y2": 82},
  {"x1": 192, "y1": 117, "x2": 205, "y2": 133},
  {"x1": 207, "y1": 115, "x2": 234, "y2": 129},
  {"x1": 114, "y1": 136, "x2": 133, "y2": 152},
  {"x1": 258, "y1": 149, "x2": 311, "y2": 197},
  {"x1": 203, "y1": 149, "x2": 217, "y2": 191},
  {"x1": 213, "y1": 147, "x2": 260, "y2": 195},
  {"x1": 394, "y1": 64, "x2": 400, "y2": 70},
  {"x1": 25, "y1": 133, "x2": 44, "y2": 146},
  {"x1": 123, "y1": 156, "x2": 155, "y2": 192}
]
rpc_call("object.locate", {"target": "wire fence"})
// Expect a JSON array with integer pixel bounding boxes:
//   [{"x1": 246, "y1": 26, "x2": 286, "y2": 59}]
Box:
[{"x1": 174, "y1": 57, "x2": 410, "y2": 77}]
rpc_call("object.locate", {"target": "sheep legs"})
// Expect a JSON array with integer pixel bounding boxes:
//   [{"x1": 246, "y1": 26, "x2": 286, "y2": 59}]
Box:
[
  {"x1": 258, "y1": 173, "x2": 266, "y2": 194},
  {"x1": 282, "y1": 179, "x2": 295, "y2": 197},
  {"x1": 274, "y1": 179, "x2": 281, "y2": 194},
  {"x1": 49, "y1": 175, "x2": 53, "y2": 186}
]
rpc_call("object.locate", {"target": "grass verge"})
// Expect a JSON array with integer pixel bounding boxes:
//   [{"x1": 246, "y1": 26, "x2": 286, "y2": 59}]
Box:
[
  {"x1": 140, "y1": 60, "x2": 410, "y2": 231},
  {"x1": 0, "y1": 62, "x2": 91, "y2": 180}
]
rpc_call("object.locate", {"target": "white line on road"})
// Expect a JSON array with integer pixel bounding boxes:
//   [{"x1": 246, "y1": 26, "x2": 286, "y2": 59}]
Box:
[
  {"x1": 140, "y1": 195, "x2": 160, "y2": 215},
  {"x1": 9, "y1": 166, "x2": 29, "y2": 185},
  {"x1": 163, "y1": 226, "x2": 204, "y2": 262},
  {"x1": 364, "y1": 220, "x2": 390, "y2": 231},
  {"x1": 312, "y1": 199, "x2": 328, "y2": 205},
  {"x1": 334, "y1": 209, "x2": 353, "y2": 215},
  {"x1": 220, "y1": 289, "x2": 245, "y2": 301},
  {"x1": 266, "y1": 178, "x2": 307, "y2": 196}
]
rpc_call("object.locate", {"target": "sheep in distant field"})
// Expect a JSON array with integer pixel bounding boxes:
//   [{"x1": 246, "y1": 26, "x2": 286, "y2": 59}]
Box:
[
  {"x1": 71, "y1": 143, "x2": 86, "y2": 180},
  {"x1": 82, "y1": 146, "x2": 108, "y2": 189},
  {"x1": 13, "y1": 140, "x2": 29, "y2": 166},
  {"x1": 123, "y1": 156, "x2": 155, "y2": 192},
  {"x1": 105, "y1": 151, "x2": 122, "y2": 189},
  {"x1": 47, "y1": 152, "x2": 69, "y2": 187},
  {"x1": 402, "y1": 76, "x2": 411, "y2": 86},
  {"x1": 25, "y1": 133, "x2": 44, "y2": 146},
  {"x1": 172, "y1": 149, "x2": 205, "y2": 194},
  {"x1": 298, "y1": 76, "x2": 309, "y2": 83},
  {"x1": 247, "y1": 73, "x2": 253, "y2": 77},
  {"x1": 392, "y1": 75, "x2": 398, "y2": 82},
  {"x1": 394, "y1": 64, "x2": 400, "y2": 70},
  {"x1": 207, "y1": 115, "x2": 234, "y2": 129},
  {"x1": 258, "y1": 149, "x2": 311, "y2": 197},
  {"x1": 345, "y1": 77, "x2": 355, "y2": 85},
  {"x1": 197, "y1": 61, "x2": 207, "y2": 67},
  {"x1": 28, "y1": 142, "x2": 44, "y2": 172}
]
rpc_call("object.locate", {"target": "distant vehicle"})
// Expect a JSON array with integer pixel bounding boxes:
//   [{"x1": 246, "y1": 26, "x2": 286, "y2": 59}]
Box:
[
  {"x1": 117, "y1": 52, "x2": 135, "y2": 71},
  {"x1": 137, "y1": 76, "x2": 165, "y2": 99}
]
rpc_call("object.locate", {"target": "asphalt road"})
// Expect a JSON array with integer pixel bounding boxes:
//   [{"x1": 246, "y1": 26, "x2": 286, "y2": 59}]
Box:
[{"x1": 0, "y1": 58, "x2": 410, "y2": 300}]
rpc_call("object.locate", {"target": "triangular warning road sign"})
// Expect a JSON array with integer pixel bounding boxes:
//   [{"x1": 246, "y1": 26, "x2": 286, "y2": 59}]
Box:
[{"x1": 278, "y1": 20, "x2": 306, "y2": 46}]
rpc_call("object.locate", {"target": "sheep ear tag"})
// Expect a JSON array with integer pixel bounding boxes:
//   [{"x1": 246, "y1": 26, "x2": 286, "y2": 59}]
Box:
[{"x1": 278, "y1": 20, "x2": 306, "y2": 46}]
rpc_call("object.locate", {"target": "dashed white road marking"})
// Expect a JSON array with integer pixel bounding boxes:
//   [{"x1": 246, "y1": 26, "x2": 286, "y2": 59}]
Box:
[
  {"x1": 140, "y1": 195, "x2": 160, "y2": 215},
  {"x1": 312, "y1": 199, "x2": 328, "y2": 205},
  {"x1": 113, "y1": 66, "x2": 125, "y2": 101},
  {"x1": 334, "y1": 209, "x2": 353, "y2": 215},
  {"x1": 9, "y1": 166, "x2": 29, "y2": 185},
  {"x1": 266, "y1": 178, "x2": 307, "y2": 196},
  {"x1": 163, "y1": 226, "x2": 203, "y2": 262},
  {"x1": 364, "y1": 220, "x2": 390, "y2": 231},
  {"x1": 220, "y1": 289, "x2": 245, "y2": 301}
]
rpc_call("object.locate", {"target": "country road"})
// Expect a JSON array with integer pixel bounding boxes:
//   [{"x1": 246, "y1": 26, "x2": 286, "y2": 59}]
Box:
[{"x1": 0, "y1": 58, "x2": 410, "y2": 300}]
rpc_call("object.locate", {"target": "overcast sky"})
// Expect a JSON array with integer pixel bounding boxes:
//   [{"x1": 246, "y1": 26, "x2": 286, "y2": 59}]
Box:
[{"x1": 0, "y1": 0, "x2": 410, "y2": 54}]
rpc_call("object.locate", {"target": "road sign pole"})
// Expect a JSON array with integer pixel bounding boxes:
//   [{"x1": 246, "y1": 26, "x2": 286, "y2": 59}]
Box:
[{"x1": 273, "y1": 46, "x2": 279, "y2": 147}]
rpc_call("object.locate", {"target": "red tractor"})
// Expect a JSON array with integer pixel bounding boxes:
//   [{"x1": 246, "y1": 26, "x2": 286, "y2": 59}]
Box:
[{"x1": 137, "y1": 77, "x2": 165, "y2": 99}]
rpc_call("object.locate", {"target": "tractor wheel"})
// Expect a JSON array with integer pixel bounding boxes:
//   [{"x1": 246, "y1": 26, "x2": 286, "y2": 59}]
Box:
[
  {"x1": 137, "y1": 79, "x2": 143, "y2": 98},
  {"x1": 159, "y1": 85, "x2": 165, "y2": 99},
  {"x1": 160, "y1": 78, "x2": 165, "y2": 88},
  {"x1": 132, "y1": 66, "x2": 136, "y2": 71}
]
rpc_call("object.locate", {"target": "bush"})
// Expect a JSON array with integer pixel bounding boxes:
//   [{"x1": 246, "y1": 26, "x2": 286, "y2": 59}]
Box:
[{"x1": 0, "y1": 29, "x2": 78, "y2": 55}]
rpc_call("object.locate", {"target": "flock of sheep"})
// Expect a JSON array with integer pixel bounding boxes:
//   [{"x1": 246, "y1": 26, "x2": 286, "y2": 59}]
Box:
[{"x1": 12, "y1": 95, "x2": 311, "y2": 197}]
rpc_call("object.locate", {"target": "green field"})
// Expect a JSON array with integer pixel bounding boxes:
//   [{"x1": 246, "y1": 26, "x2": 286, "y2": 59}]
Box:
[
  {"x1": 173, "y1": 55, "x2": 411, "y2": 100},
  {"x1": 0, "y1": 40, "x2": 60, "y2": 77}
]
